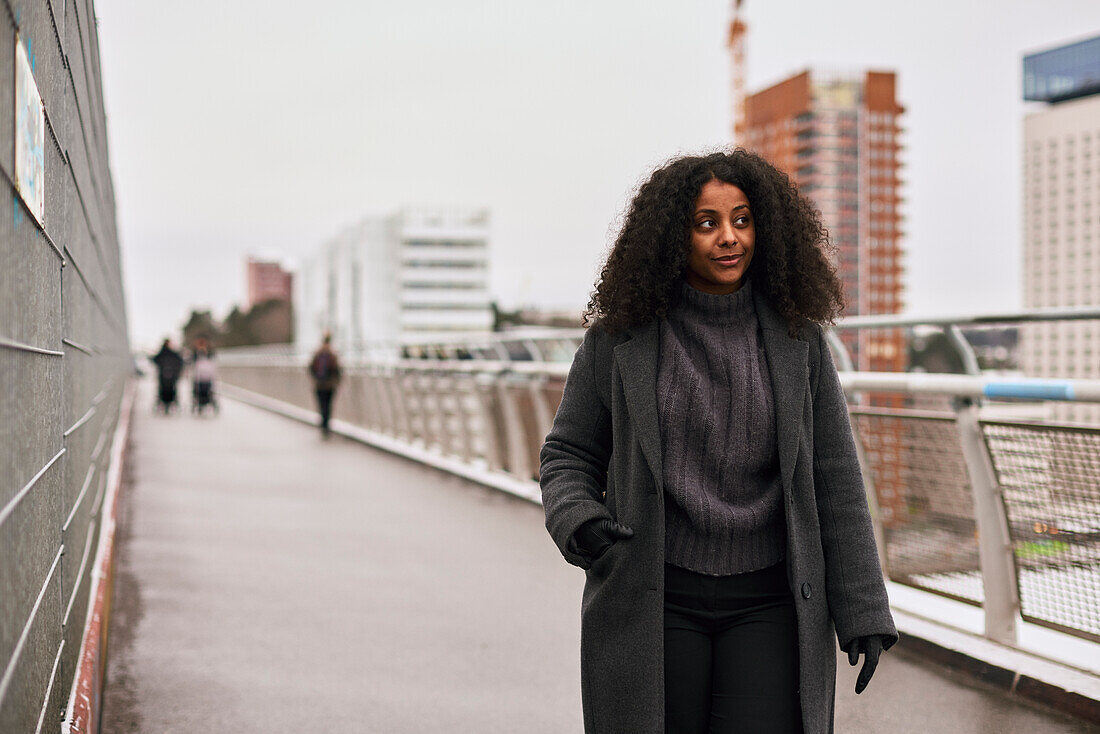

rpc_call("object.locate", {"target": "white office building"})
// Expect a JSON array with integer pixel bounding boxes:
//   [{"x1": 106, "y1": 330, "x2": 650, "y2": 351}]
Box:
[
  {"x1": 295, "y1": 207, "x2": 493, "y2": 358},
  {"x1": 1018, "y1": 35, "x2": 1100, "y2": 422}
]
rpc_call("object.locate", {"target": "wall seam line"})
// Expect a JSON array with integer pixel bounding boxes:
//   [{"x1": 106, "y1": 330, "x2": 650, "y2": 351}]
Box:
[
  {"x1": 0, "y1": 547, "x2": 64, "y2": 707},
  {"x1": 0, "y1": 449, "x2": 66, "y2": 528}
]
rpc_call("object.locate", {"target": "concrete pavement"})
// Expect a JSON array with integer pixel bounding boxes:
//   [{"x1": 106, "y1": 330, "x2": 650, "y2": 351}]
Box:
[{"x1": 101, "y1": 378, "x2": 1098, "y2": 732}]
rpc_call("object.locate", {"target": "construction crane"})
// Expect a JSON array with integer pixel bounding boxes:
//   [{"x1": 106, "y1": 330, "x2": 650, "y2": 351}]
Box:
[{"x1": 728, "y1": 0, "x2": 747, "y2": 146}]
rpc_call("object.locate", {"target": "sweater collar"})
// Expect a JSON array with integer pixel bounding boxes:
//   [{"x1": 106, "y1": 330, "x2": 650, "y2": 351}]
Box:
[{"x1": 673, "y1": 280, "x2": 755, "y2": 325}]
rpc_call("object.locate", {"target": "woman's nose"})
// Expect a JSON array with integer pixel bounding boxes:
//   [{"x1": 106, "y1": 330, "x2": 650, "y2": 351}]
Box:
[{"x1": 719, "y1": 221, "x2": 737, "y2": 245}]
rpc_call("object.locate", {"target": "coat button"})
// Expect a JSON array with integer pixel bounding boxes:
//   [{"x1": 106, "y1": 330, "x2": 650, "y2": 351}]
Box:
[{"x1": 801, "y1": 583, "x2": 812, "y2": 599}]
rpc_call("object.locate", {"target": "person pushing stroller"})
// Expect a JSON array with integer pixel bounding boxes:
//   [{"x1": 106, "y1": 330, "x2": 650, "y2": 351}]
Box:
[{"x1": 151, "y1": 339, "x2": 184, "y2": 413}]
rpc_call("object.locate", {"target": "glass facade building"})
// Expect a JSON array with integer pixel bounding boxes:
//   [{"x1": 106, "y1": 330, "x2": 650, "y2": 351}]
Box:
[{"x1": 1023, "y1": 34, "x2": 1100, "y2": 103}]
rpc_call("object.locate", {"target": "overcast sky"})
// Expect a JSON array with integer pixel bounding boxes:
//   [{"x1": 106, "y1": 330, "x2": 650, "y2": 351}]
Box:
[{"x1": 94, "y1": 0, "x2": 1100, "y2": 349}]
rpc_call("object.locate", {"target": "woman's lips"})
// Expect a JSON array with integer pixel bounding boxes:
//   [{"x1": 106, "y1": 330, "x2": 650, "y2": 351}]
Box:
[{"x1": 713, "y1": 254, "x2": 743, "y2": 264}]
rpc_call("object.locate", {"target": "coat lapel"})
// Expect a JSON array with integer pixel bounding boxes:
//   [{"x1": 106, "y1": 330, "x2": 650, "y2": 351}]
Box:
[
  {"x1": 613, "y1": 321, "x2": 664, "y2": 488},
  {"x1": 753, "y1": 290, "x2": 809, "y2": 492}
]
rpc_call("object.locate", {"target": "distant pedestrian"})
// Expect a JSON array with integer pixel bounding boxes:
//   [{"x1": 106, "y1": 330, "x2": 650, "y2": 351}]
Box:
[
  {"x1": 309, "y1": 332, "x2": 342, "y2": 437},
  {"x1": 190, "y1": 337, "x2": 218, "y2": 415},
  {"x1": 151, "y1": 338, "x2": 184, "y2": 413}
]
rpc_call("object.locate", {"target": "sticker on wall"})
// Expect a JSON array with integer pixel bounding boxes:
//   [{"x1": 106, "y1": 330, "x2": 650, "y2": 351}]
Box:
[{"x1": 15, "y1": 35, "x2": 45, "y2": 226}]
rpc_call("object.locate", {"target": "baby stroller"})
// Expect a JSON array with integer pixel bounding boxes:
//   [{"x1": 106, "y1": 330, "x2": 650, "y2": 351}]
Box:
[{"x1": 191, "y1": 353, "x2": 219, "y2": 415}]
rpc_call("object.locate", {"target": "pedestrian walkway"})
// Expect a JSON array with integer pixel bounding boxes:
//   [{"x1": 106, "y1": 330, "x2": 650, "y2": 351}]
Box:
[{"x1": 101, "y1": 378, "x2": 1098, "y2": 733}]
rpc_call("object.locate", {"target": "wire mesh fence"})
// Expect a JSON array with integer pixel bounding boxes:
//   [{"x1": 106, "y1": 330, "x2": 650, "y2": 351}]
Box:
[
  {"x1": 983, "y1": 421, "x2": 1100, "y2": 642},
  {"x1": 852, "y1": 409, "x2": 985, "y2": 605}
]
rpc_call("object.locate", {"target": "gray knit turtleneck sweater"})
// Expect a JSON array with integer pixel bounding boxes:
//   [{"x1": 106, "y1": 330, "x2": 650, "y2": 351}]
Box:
[{"x1": 656, "y1": 281, "x2": 786, "y2": 576}]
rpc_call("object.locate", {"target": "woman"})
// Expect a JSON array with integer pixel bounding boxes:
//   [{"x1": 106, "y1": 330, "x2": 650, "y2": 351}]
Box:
[{"x1": 539, "y1": 150, "x2": 896, "y2": 734}]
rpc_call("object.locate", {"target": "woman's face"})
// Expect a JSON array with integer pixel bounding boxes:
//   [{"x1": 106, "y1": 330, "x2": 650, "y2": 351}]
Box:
[{"x1": 685, "y1": 179, "x2": 755, "y2": 295}]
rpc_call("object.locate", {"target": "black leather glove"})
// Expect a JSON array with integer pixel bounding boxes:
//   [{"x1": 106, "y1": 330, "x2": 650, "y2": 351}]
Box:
[
  {"x1": 572, "y1": 519, "x2": 634, "y2": 561},
  {"x1": 845, "y1": 635, "x2": 890, "y2": 694}
]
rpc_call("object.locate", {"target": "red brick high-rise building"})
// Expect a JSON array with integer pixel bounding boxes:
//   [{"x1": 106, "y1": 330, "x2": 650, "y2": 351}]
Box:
[
  {"x1": 743, "y1": 70, "x2": 906, "y2": 372},
  {"x1": 741, "y1": 69, "x2": 909, "y2": 532},
  {"x1": 246, "y1": 257, "x2": 293, "y2": 308}
]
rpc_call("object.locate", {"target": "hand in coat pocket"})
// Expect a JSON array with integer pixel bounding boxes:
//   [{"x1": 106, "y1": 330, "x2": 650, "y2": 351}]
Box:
[{"x1": 573, "y1": 519, "x2": 634, "y2": 562}]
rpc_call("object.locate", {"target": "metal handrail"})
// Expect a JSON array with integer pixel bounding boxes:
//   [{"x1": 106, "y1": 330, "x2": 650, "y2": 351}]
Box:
[
  {"x1": 833, "y1": 305, "x2": 1100, "y2": 330},
  {"x1": 839, "y1": 372, "x2": 1100, "y2": 403}
]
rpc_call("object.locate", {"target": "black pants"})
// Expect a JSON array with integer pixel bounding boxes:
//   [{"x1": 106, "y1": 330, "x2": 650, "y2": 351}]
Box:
[
  {"x1": 315, "y1": 389, "x2": 334, "y2": 433},
  {"x1": 664, "y1": 562, "x2": 802, "y2": 734},
  {"x1": 157, "y1": 377, "x2": 177, "y2": 409}
]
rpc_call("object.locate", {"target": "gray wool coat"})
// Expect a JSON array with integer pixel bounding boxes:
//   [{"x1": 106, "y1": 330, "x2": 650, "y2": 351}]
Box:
[{"x1": 539, "y1": 288, "x2": 898, "y2": 734}]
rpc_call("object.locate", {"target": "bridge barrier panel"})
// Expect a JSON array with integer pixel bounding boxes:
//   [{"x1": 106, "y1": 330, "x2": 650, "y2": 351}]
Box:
[
  {"x1": 983, "y1": 422, "x2": 1100, "y2": 643},
  {"x1": 850, "y1": 409, "x2": 984, "y2": 603}
]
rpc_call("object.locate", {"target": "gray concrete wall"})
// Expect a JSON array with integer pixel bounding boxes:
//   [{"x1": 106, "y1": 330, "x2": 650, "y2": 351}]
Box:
[{"x1": 0, "y1": 1, "x2": 128, "y2": 731}]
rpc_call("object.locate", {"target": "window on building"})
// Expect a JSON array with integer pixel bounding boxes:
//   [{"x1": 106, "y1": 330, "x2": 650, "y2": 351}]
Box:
[{"x1": 402, "y1": 260, "x2": 486, "y2": 269}]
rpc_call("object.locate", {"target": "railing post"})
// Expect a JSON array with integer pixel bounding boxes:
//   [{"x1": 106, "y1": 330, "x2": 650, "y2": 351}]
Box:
[
  {"x1": 474, "y1": 372, "x2": 506, "y2": 472},
  {"x1": 527, "y1": 375, "x2": 554, "y2": 448},
  {"x1": 453, "y1": 374, "x2": 476, "y2": 463},
  {"x1": 946, "y1": 325, "x2": 982, "y2": 376},
  {"x1": 369, "y1": 368, "x2": 391, "y2": 435},
  {"x1": 436, "y1": 372, "x2": 462, "y2": 458},
  {"x1": 496, "y1": 374, "x2": 532, "y2": 480},
  {"x1": 388, "y1": 370, "x2": 412, "y2": 443},
  {"x1": 420, "y1": 372, "x2": 444, "y2": 451},
  {"x1": 954, "y1": 398, "x2": 1020, "y2": 645},
  {"x1": 364, "y1": 370, "x2": 386, "y2": 433},
  {"x1": 824, "y1": 328, "x2": 855, "y2": 373}
]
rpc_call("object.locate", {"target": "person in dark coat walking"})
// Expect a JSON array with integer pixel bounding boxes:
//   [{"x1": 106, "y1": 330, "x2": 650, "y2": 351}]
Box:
[
  {"x1": 540, "y1": 150, "x2": 897, "y2": 734},
  {"x1": 151, "y1": 338, "x2": 184, "y2": 413},
  {"x1": 308, "y1": 331, "x2": 342, "y2": 437}
]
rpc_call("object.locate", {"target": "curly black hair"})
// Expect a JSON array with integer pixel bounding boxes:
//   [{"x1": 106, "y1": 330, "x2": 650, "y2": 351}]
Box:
[{"x1": 585, "y1": 149, "x2": 844, "y2": 336}]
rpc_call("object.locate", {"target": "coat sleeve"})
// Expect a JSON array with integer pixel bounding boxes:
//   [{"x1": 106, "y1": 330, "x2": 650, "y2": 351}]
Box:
[
  {"x1": 810, "y1": 326, "x2": 899, "y2": 650},
  {"x1": 539, "y1": 327, "x2": 614, "y2": 569}
]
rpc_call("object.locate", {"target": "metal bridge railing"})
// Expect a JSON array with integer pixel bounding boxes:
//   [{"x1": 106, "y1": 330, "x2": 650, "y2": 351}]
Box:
[
  {"x1": 983, "y1": 421, "x2": 1100, "y2": 643},
  {"x1": 838, "y1": 371, "x2": 1100, "y2": 647},
  {"x1": 215, "y1": 353, "x2": 1100, "y2": 649}
]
